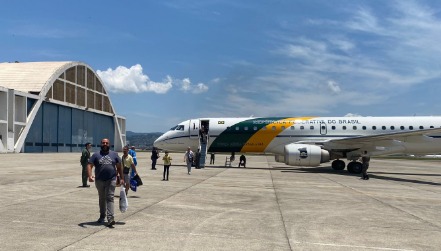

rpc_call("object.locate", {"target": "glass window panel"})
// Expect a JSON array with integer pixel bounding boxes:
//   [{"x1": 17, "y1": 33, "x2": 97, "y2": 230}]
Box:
[
  {"x1": 53, "y1": 80, "x2": 64, "y2": 101},
  {"x1": 66, "y1": 67, "x2": 76, "y2": 83},
  {"x1": 77, "y1": 65, "x2": 85, "y2": 86}
]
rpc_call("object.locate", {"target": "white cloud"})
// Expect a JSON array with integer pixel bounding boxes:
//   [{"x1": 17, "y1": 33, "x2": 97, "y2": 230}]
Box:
[
  {"x1": 327, "y1": 81, "x2": 341, "y2": 94},
  {"x1": 97, "y1": 64, "x2": 209, "y2": 94},
  {"x1": 175, "y1": 78, "x2": 209, "y2": 94},
  {"x1": 344, "y1": 113, "x2": 362, "y2": 117},
  {"x1": 97, "y1": 64, "x2": 172, "y2": 94}
]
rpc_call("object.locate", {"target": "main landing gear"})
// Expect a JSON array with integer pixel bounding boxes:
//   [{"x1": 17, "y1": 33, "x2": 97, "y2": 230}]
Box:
[{"x1": 331, "y1": 160, "x2": 362, "y2": 174}]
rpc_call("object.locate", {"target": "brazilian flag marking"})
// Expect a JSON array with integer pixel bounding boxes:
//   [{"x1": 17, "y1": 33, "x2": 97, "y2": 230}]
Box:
[{"x1": 208, "y1": 117, "x2": 316, "y2": 152}]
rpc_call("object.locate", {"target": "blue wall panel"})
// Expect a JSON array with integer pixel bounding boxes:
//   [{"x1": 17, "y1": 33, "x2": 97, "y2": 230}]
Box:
[
  {"x1": 24, "y1": 101, "x2": 116, "y2": 153},
  {"x1": 24, "y1": 104, "x2": 43, "y2": 153},
  {"x1": 43, "y1": 103, "x2": 58, "y2": 152},
  {"x1": 58, "y1": 106, "x2": 72, "y2": 152}
]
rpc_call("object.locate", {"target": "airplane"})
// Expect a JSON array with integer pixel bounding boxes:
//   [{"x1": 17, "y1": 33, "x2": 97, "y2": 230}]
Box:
[{"x1": 153, "y1": 116, "x2": 441, "y2": 173}]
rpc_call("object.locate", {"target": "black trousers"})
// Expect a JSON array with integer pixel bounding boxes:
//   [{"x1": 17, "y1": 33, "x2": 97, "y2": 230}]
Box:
[
  {"x1": 152, "y1": 159, "x2": 157, "y2": 169},
  {"x1": 163, "y1": 165, "x2": 170, "y2": 180},
  {"x1": 362, "y1": 164, "x2": 369, "y2": 178}
]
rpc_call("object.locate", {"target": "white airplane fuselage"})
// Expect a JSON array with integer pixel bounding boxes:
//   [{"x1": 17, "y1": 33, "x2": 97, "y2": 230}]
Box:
[{"x1": 154, "y1": 116, "x2": 441, "y2": 172}]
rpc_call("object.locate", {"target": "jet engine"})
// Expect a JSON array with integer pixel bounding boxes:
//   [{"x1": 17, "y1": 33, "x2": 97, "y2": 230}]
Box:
[{"x1": 284, "y1": 144, "x2": 330, "y2": 166}]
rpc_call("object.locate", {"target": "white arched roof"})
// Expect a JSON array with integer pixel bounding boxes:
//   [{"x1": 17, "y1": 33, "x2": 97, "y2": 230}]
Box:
[
  {"x1": 0, "y1": 61, "x2": 126, "y2": 152},
  {"x1": 0, "y1": 61, "x2": 73, "y2": 93}
]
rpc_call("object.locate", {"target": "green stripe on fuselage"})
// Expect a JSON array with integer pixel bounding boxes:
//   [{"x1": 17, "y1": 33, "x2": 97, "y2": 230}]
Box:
[{"x1": 208, "y1": 117, "x2": 288, "y2": 152}]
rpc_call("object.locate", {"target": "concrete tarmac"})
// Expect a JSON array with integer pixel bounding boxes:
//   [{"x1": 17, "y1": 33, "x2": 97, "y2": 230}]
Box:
[{"x1": 1, "y1": 152, "x2": 441, "y2": 251}]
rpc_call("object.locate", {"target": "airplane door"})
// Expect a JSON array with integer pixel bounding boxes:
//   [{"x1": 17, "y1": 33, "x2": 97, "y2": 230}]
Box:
[
  {"x1": 320, "y1": 122, "x2": 327, "y2": 135},
  {"x1": 189, "y1": 119, "x2": 199, "y2": 138}
]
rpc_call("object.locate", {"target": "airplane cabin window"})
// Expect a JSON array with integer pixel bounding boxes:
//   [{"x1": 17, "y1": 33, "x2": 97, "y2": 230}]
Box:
[
  {"x1": 419, "y1": 126, "x2": 424, "y2": 129},
  {"x1": 235, "y1": 126, "x2": 240, "y2": 131},
  {"x1": 281, "y1": 126, "x2": 285, "y2": 130},
  {"x1": 253, "y1": 126, "x2": 257, "y2": 130},
  {"x1": 290, "y1": 126, "x2": 294, "y2": 130},
  {"x1": 342, "y1": 126, "x2": 347, "y2": 130},
  {"x1": 362, "y1": 126, "x2": 366, "y2": 130},
  {"x1": 300, "y1": 126, "x2": 304, "y2": 130},
  {"x1": 409, "y1": 126, "x2": 414, "y2": 130},
  {"x1": 400, "y1": 126, "x2": 405, "y2": 130},
  {"x1": 353, "y1": 126, "x2": 357, "y2": 130},
  {"x1": 430, "y1": 126, "x2": 434, "y2": 128},
  {"x1": 390, "y1": 126, "x2": 395, "y2": 130},
  {"x1": 372, "y1": 126, "x2": 377, "y2": 130},
  {"x1": 321, "y1": 126, "x2": 326, "y2": 130},
  {"x1": 310, "y1": 126, "x2": 314, "y2": 130},
  {"x1": 381, "y1": 126, "x2": 386, "y2": 130},
  {"x1": 332, "y1": 126, "x2": 336, "y2": 130},
  {"x1": 272, "y1": 126, "x2": 276, "y2": 131},
  {"x1": 262, "y1": 126, "x2": 267, "y2": 130},
  {"x1": 244, "y1": 126, "x2": 248, "y2": 131}
]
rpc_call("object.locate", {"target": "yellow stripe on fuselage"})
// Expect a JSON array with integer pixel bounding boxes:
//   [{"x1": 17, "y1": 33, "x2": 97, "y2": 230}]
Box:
[{"x1": 240, "y1": 117, "x2": 317, "y2": 152}]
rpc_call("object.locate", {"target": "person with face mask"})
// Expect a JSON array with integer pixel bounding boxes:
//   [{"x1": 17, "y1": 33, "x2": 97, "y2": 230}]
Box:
[{"x1": 88, "y1": 138, "x2": 124, "y2": 227}]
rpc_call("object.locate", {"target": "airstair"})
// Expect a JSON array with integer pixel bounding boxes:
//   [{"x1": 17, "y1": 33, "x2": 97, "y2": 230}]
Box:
[{"x1": 199, "y1": 140, "x2": 208, "y2": 168}]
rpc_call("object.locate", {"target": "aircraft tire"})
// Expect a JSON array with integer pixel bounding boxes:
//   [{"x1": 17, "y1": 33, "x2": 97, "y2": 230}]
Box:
[
  {"x1": 352, "y1": 162, "x2": 363, "y2": 174},
  {"x1": 347, "y1": 161, "x2": 362, "y2": 174},
  {"x1": 331, "y1": 160, "x2": 345, "y2": 170}
]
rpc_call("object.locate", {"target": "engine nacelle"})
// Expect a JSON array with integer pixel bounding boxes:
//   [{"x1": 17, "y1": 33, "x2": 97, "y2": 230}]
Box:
[{"x1": 284, "y1": 144, "x2": 330, "y2": 166}]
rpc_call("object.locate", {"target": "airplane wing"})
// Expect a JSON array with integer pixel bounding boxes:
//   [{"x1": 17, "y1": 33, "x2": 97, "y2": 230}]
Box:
[{"x1": 320, "y1": 127, "x2": 441, "y2": 154}]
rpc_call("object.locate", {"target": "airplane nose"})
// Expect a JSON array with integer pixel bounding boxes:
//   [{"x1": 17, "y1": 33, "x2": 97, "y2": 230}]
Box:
[{"x1": 154, "y1": 135, "x2": 166, "y2": 149}]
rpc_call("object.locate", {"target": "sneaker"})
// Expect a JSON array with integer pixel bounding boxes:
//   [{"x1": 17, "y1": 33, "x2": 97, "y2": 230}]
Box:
[
  {"x1": 82, "y1": 185, "x2": 90, "y2": 188},
  {"x1": 108, "y1": 218, "x2": 115, "y2": 227},
  {"x1": 97, "y1": 217, "x2": 105, "y2": 223}
]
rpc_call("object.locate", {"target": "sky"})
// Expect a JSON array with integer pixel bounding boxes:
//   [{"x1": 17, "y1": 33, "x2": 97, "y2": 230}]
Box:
[{"x1": 2, "y1": 0, "x2": 441, "y2": 133}]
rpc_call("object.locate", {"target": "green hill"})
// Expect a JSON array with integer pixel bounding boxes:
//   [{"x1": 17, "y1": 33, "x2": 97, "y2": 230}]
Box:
[{"x1": 126, "y1": 131, "x2": 163, "y2": 150}]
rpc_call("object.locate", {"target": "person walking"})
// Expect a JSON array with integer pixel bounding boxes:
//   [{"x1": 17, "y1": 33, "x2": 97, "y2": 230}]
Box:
[
  {"x1": 184, "y1": 147, "x2": 194, "y2": 175},
  {"x1": 151, "y1": 147, "x2": 159, "y2": 170},
  {"x1": 128, "y1": 146, "x2": 138, "y2": 178},
  {"x1": 162, "y1": 150, "x2": 172, "y2": 181},
  {"x1": 210, "y1": 152, "x2": 215, "y2": 165},
  {"x1": 88, "y1": 138, "x2": 124, "y2": 227},
  {"x1": 361, "y1": 151, "x2": 371, "y2": 180},
  {"x1": 122, "y1": 146, "x2": 138, "y2": 195},
  {"x1": 80, "y1": 142, "x2": 91, "y2": 187}
]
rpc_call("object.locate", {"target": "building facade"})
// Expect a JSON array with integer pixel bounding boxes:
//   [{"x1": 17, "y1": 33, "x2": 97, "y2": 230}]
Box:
[{"x1": 0, "y1": 61, "x2": 126, "y2": 153}]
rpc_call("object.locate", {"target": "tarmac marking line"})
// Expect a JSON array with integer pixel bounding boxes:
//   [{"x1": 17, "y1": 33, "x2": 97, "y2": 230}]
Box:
[{"x1": 268, "y1": 155, "x2": 293, "y2": 251}]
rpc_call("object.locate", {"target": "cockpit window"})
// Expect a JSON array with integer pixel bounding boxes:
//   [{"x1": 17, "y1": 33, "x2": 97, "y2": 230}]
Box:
[{"x1": 169, "y1": 125, "x2": 184, "y2": 131}]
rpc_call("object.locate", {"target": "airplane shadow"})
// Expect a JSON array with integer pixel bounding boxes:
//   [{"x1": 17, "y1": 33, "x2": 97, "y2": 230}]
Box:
[
  {"x1": 279, "y1": 166, "x2": 441, "y2": 186},
  {"x1": 206, "y1": 165, "x2": 441, "y2": 186}
]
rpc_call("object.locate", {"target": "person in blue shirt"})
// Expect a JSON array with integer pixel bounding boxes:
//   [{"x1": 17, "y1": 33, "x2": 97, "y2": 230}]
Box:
[{"x1": 128, "y1": 146, "x2": 137, "y2": 176}]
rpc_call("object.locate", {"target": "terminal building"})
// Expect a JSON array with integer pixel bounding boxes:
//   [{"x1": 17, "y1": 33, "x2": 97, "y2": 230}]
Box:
[{"x1": 0, "y1": 61, "x2": 126, "y2": 153}]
